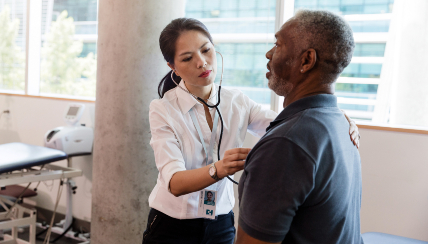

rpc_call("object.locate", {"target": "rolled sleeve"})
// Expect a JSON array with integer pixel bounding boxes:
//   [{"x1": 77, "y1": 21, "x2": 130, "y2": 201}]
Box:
[
  {"x1": 238, "y1": 137, "x2": 316, "y2": 242},
  {"x1": 242, "y1": 94, "x2": 277, "y2": 137},
  {"x1": 149, "y1": 100, "x2": 186, "y2": 191}
]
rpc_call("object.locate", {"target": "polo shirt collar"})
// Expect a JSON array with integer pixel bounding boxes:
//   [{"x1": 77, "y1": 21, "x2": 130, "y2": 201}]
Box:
[
  {"x1": 176, "y1": 80, "x2": 218, "y2": 114},
  {"x1": 266, "y1": 94, "x2": 338, "y2": 131}
]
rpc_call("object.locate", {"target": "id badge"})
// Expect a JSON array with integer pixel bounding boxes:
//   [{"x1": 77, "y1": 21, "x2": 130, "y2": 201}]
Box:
[{"x1": 197, "y1": 189, "x2": 217, "y2": 219}]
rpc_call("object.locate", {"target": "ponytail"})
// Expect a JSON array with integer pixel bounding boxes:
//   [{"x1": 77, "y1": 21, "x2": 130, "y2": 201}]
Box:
[{"x1": 158, "y1": 70, "x2": 181, "y2": 98}]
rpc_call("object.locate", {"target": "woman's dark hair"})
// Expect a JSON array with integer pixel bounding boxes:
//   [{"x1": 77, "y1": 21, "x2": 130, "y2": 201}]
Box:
[{"x1": 158, "y1": 18, "x2": 214, "y2": 98}]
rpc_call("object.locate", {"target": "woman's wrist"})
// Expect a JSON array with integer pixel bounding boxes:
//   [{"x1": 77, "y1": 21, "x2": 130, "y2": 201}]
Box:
[{"x1": 215, "y1": 160, "x2": 226, "y2": 179}]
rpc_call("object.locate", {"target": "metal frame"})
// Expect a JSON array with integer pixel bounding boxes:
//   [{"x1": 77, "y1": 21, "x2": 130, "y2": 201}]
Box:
[
  {"x1": 0, "y1": 196, "x2": 36, "y2": 244},
  {"x1": 0, "y1": 165, "x2": 82, "y2": 186},
  {"x1": 0, "y1": 165, "x2": 82, "y2": 244}
]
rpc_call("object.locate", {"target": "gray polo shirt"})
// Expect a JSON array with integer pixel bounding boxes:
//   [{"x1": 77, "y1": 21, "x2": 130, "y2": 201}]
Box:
[{"x1": 238, "y1": 94, "x2": 363, "y2": 244}]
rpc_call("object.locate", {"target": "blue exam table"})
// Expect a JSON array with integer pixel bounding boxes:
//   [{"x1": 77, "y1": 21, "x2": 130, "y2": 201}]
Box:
[
  {"x1": 363, "y1": 232, "x2": 428, "y2": 244},
  {"x1": 0, "y1": 142, "x2": 78, "y2": 244},
  {"x1": 0, "y1": 142, "x2": 67, "y2": 174}
]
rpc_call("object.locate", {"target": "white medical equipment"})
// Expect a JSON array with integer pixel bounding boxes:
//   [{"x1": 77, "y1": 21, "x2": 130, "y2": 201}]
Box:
[
  {"x1": 41, "y1": 103, "x2": 93, "y2": 243},
  {"x1": 0, "y1": 103, "x2": 93, "y2": 244},
  {"x1": 44, "y1": 103, "x2": 94, "y2": 156},
  {"x1": 64, "y1": 103, "x2": 85, "y2": 126}
]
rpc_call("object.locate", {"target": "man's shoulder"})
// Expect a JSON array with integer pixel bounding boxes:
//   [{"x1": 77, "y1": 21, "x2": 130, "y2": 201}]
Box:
[
  {"x1": 260, "y1": 106, "x2": 352, "y2": 162},
  {"x1": 267, "y1": 106, "x2": 347, "y2": 139}
]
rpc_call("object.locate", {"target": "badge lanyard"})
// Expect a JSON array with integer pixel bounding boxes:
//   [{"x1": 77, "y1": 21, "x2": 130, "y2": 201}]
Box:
[
  {"x1": 189, "y1": 106, "x2": 219, "y2": 170},
  {"x1": 189, "y1": 106, "x2": 220, "y2": 219}
]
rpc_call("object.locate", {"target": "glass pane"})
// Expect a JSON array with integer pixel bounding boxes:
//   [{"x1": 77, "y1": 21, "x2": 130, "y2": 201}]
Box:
[
  {"x1": 0, "y1": 1, "x2": 26, "y2": 92},
  {"x1": 341, "y1": 64, "x2": 382, "y2": 78},
  {"x1": 185, "y1": 0, "x2": 275, "y2": 109},
  {"x1": 348, "y1": 20, "x2": 391, "y2": 33},
  {"x1": 353, "y1": 43, "x2": 386, "y2": 57},
  {"x1": 294, "y1": 0, "x2": 395, "y2": 14},
  {"x1": 39, "y1": 0, "x2": 98, "y2": 98}
]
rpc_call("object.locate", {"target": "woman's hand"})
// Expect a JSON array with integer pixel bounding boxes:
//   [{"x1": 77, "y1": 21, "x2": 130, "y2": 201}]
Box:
[
  {"x1": 342, "y1": 110, "x2": 360, "y2": 148},
  {"x1": 216, "y1": 148, "x2": 252, "y2": 179}
]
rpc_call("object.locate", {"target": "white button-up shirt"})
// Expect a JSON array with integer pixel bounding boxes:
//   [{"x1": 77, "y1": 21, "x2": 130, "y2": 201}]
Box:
[{"x1": 148, "y1": 81, "x2": 277, "y2": 219}]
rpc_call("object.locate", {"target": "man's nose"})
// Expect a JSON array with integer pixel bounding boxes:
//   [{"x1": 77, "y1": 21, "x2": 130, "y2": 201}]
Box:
[{"x1": 266, "y1": 47, "x2": 273, "y2": 59}]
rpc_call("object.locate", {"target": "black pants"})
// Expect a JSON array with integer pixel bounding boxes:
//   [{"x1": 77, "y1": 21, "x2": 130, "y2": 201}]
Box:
[{"x1": 142, "y1": 208, "x2": 235, "y2": 244}]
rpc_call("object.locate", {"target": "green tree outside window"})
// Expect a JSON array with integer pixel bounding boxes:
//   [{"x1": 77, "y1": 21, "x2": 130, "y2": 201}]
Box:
[
  {"x1": 0, "y1": 6, "x2": 25, "y2": 91},
  {"x1": 40, "y1": 10, "x2": 97, "y2": 98}
]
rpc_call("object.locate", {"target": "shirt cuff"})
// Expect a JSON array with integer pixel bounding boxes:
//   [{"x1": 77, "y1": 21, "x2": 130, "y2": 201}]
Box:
[{"x1": 239, "y1": 215, "x2": 285, "y2": 243}]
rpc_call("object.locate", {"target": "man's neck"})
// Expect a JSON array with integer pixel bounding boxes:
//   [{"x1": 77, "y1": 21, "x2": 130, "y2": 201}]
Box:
[{"x1": 283, "y1": 80, "x2": 335, "y2": 107}]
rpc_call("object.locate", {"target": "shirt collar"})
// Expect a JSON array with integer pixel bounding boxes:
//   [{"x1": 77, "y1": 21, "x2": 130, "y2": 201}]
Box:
[
  {"x1": 266, "y1": 94, "x2": 338, "y2": 131},
  {"x1": 176, "y1": 80, "x2": 218, "y2": 114}
]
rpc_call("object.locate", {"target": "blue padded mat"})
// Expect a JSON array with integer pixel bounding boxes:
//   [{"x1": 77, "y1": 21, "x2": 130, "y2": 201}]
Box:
[
  {"x1": 0, "y1": 142, "x2": 67, "y2": 174},
  {"x1": 363, "y1": 232, "x2": 428, "y2": 244}
]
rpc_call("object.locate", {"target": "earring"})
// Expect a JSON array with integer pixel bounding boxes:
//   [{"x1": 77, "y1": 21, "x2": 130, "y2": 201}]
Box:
[{"x1": 301, "y1": 69, "x2": 304, "y2": 72}]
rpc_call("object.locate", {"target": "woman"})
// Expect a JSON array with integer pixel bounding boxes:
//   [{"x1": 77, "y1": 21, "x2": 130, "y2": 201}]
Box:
[{"x1": 143, "y1": 18, "x2": 359, "y2": 244}]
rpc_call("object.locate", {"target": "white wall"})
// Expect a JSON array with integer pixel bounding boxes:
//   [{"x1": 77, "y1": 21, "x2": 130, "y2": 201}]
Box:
[
  {"x1": 359, "y1": 128, "x2": 428, "y2": 241},
  {"x1": 2, "y1": 94, "x2": 428, "y2": 241},
  {"x1": 0, "y1": 94, "x2": 94, "y2": 222}
]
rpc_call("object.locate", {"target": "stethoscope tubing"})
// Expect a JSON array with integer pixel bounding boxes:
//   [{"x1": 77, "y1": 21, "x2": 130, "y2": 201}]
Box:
[
  {"x1": 170, "y1": 51, "x2": 239, "y2": 185},
  {"x1": 198, "y1": 92, "x2": 239, "y2": 185}
]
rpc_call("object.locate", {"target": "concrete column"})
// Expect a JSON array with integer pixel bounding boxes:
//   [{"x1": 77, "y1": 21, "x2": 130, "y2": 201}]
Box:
[{"x1": 92, "y1": 1, "x2": 185, "y2": 243}]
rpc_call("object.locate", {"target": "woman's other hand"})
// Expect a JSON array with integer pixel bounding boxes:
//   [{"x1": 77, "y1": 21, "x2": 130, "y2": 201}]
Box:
[
  {"x1": 217, "y1": 148, "x2": 251, "y2": 179},
  {"x1": 342, "y1": 110, "x2": 360, "y2": 149}
]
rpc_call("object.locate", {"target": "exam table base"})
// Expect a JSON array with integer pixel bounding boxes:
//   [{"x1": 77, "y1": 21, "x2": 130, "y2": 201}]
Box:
[{"x1": 0, "y1": 196, "x2": 36, "y2": 244}]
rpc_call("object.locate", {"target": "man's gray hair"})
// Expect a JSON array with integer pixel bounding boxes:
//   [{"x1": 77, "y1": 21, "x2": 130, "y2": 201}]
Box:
[{"x1": 292, "y1": 9, "x2": 355, "y2": 80}]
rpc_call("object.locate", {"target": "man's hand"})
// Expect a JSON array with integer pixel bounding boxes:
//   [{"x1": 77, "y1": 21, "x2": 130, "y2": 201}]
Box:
[
  {"x1": 216, "y1": 148, "x2": 251, "y2": 179},
  {"x1": 235, "y1": 225, "x2": 281, "y2": 244}
]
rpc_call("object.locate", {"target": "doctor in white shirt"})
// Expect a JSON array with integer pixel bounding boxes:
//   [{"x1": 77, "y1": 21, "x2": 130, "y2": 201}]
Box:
[{"x1": 142, "y1": 18, "x2": 359, "y2": 244}]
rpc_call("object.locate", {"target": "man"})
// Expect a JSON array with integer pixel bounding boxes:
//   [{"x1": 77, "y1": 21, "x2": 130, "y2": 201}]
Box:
[{"x1": 236, "y1": 9, "x2": 363, "y2": 244}]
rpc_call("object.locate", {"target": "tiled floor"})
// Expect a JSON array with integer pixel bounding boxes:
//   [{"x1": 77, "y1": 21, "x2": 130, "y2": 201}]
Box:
[{"x1": 2, "y1": 226, "x2": 86, "y2": 244}]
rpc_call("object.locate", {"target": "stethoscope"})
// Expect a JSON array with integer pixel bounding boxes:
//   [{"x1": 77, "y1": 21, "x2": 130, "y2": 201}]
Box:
[{"x1": 170, "y1": 51, "x2": 239, "y2": 185}]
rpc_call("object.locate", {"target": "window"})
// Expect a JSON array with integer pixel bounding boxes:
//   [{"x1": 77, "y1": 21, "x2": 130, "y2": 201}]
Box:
[
  {"x1": 185, "y1": 0, "x2": 276, "y2": 110},
  {"x1": 0, "y1": 0, "x2": 98, "y2": 99},
  {"x1": 0, "y1": 0, "x2": 26, "y2": 93},
  {"x1": 1, "y1": 0, "x2": 426, "y2": 129}
]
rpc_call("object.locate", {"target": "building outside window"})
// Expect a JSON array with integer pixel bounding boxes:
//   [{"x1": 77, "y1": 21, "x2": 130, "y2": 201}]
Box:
[
  {"x1": 1, "y1": 0, "x2": 427, "y2": 128},
  {"x1": 294, "y1": 0, "x2": 395, "y2": 121},
  {"x1": 185, "y1": 0, "x2": 276, "y2": 110}
]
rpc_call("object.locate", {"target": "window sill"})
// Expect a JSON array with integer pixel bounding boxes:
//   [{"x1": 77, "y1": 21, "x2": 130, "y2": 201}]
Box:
[
  {"x1": 356, "y1": 122, "x2": 428, "y2": 135},
  {"x1": 0, "y1": 93, "x2": 95, "y2": 103}
]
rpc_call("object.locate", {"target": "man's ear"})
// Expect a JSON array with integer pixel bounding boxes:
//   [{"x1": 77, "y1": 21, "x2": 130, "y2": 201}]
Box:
[
  {"x1": 167, "y1": 62, "x2": 179, "y2": 76},
  {"x1": 300, "y1": 48, "x2": 317, "y2": 74}
]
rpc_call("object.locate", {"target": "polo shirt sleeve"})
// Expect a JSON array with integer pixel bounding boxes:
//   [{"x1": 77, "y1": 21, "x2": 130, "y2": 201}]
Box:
[{"x1": 238, "y1": 137, "x2": 316, "y2": 243}]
